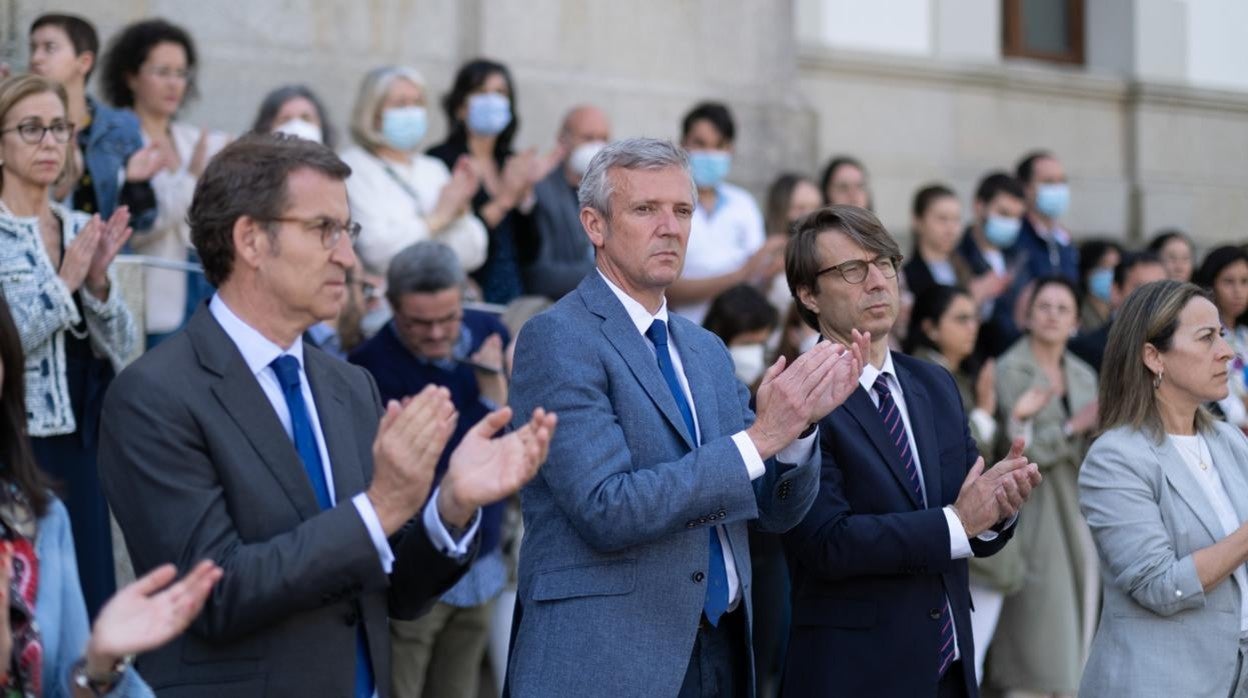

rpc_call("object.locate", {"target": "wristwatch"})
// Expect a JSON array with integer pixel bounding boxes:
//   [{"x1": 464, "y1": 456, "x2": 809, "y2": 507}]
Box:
[{"x1": 71, "y1": 655, "x2": 131, "y2": 696}]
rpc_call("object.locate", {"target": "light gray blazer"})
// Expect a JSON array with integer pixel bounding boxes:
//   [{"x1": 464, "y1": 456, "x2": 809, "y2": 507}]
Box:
[
  {"x1": 1079, "y1": 421, "x2": 1248, "y2": 698},
  {"x1": 506, "y1": 272, "x2": 820, "y2": 697}
]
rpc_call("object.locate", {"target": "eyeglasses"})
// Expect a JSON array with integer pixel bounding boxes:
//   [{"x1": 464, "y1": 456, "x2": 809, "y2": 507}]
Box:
[
  {"x1": 1, "y1": 119, "x2": 74, "y2": 144},
  {"x1": 265, "y1": 216, "x2": 361, "y2": 249},
  {"x1": 816, "y1": 255, "x2": 902, "y2": 284}
]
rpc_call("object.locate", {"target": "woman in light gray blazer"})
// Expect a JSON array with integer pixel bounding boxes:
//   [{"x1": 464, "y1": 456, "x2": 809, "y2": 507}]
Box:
[{"x1": 1080, "y1": 280, "x2": 1248, "y2": 698}]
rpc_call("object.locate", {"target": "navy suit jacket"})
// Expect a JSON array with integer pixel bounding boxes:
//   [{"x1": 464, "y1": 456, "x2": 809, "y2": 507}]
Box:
[{"x1": 782, "y1": 352, "x2": 1014, "y2": 698}]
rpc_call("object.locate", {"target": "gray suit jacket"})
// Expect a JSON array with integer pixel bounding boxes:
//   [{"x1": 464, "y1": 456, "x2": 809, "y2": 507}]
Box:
[
  {"x1": 505, "y1": 272, "x2": 819, "y2": 697},
  {"x1": 98, "y1": 305, "x2": 471, "y2": 697},
  {"x1": 523, "y1": 165, "x2": 595, "y2": 299},
  {"x1": 1079, "y1": 422, "x2": 1248, "y2": 698}
]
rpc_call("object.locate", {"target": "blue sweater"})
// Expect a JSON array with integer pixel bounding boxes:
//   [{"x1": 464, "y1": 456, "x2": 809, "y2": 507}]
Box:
[{"x1": 349, "y1": 310, "x2": 510, "y2": 555}]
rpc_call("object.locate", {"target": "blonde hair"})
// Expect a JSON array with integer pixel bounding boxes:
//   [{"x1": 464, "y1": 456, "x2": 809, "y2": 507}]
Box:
[
  {"x1": 1099, "y1": 280, "x2": 1214, "y2": 442},
  {"x1": 0, "y1": 74, "x2": 71, "y2": 194},
  {"x1": 348, "y1": 65, "x2": 427, "y2": 152}
]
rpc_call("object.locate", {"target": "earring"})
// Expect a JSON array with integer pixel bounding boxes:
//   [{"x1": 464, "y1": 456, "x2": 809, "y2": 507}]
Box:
[{"x1": 1153, "y1": 370, "x2": 1163, "y2": 390}]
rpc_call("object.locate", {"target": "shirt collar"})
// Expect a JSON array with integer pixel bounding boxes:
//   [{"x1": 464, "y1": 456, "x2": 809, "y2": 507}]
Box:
[
  {"x1": 209, "y1": 294, "x2": 305, "y2": 377},
  {"x1": 859, "y1": 348, "x2": 897, "y2": 393},
  {"x1": 597, "y1": 270, "x2": 669, "y2": 336}
]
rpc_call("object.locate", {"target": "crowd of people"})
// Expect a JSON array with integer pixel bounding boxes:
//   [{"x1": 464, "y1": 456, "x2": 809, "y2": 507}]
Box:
[{"x1": 3, "y1": 10, "x2": 1248, "y2": 698}]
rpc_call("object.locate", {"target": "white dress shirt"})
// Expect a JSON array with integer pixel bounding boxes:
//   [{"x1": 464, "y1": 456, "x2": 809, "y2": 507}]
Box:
[
  {"x1": 673, "y1": 182, "x2": 766, "y2": 325},
  {"x1": 599, "y1": 271, "x2": 816, "y2": 606},
  {"x1": 209, "y1": 295, "x2": 477, "y2": 572},
  {"x1": 1170, "y1": 433, "x2": 1248, "y2": 633}
]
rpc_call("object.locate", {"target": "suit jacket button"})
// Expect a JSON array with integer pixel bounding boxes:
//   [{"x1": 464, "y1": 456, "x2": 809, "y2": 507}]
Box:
[
  {"x1": 692, "y1": 572, "x2": 705, "y2": 583},
  {"x1": 699, "y1": 517, "x2": 707, "y2": 524},
  {"x1": 717, "y1": 509, "x2": 726, "y2": 517},
  {"x1": 686, "y1": 521, "x2": 697, "y2": 528},
  {"x1": 929, "y1": 608, "x2": 941, "y2": 620}
]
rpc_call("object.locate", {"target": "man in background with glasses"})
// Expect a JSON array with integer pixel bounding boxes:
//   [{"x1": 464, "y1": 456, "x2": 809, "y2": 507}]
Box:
[
  {"x1": 99, "y1": 133, "x2": 557, "y2": 698},
  {"x1": 780, "y1": 205, "x2": 1043, "y2": 698}
]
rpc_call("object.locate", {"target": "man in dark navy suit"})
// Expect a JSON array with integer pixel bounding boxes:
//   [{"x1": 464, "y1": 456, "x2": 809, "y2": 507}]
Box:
[{"x1": 780, "y1": 205, "x2": 1043, "y2": 698}]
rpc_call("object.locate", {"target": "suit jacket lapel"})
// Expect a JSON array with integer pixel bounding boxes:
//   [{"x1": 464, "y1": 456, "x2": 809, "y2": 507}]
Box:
[
  {"x1": 1152, "y1": 438, "x2": 1226, "y2": 542},
  {"x1": 305, "y1": 349, "x2": 366, "y2": 501},
  {"x1": 895, "y1": 362, "x2": 942, "y2": 508},
  {"x1": 188, "y1": 307, "x2": 323, "y2": 521},
  {"x1": 843, "y1": 386, "x2": 923, "y2": 509},
  {"x1": 669, "y1": 320, "x2": 719, "y2": 444},
  {"x1": 580, "y1": 274, "x2": 696, "y2": 449}
]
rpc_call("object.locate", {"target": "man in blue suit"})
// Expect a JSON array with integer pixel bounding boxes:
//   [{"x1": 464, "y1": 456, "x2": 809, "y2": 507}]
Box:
[
  {"x1": 507, "y1": 138, "x2": 867, "y2": 697},
  {"x1": 1011, "y1": 150, "x2": 1079, "y2": 284},
  {"x1": 782, "y1": 205, "x2": 1043, "y2": 698}
]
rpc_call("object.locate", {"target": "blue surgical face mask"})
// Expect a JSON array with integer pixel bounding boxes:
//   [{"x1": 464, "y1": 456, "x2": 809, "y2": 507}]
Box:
[
  {"x1": 466, "y1": 93, "x2": 512, "y2": 136},
  {"x1": 983, "y1": 214, "x2": 1022, "y2": 248},
  {"x1": 688, "y1": 150, "x2": 731, "y2": 189},
  {"x1": 1035, "y1": 183, "x2": 1070, "y2": 219},
  {"x1": 1088, "y1": 268, "x2": 1113, "y2": 302},
  {"x1": 381, "y1": 106, "x2": 428, "y2": 151}
]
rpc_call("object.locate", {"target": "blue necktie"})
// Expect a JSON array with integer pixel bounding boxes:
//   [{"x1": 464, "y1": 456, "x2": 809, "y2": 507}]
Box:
[
  {"x1": 645, "y1": 320, "x2": 729, "y2": 627},
  {"x1": 271, "y1": 356, "x2": 375, "y2": 698},
  {"x1": 874, "y1": 374, "x2": 955, "y2": 678}
]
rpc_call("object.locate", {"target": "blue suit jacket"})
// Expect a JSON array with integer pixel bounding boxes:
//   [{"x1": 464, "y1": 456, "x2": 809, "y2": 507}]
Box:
[
  {"x1": 507, "y1": 272, "x2": 820, "y2": 697},
  {"x1": 782, "y1": 352, "x2": 1014, "y2": 698}
]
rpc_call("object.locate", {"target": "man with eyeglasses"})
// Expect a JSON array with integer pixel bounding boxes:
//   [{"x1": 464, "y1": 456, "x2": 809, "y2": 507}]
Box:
[
  {"x1": 780, "y1": 205, "x2": 1043, "y2": 698},
  {"x1": 349, "y1": 240, "x2": 512, "y2": 698},
  {"x1": 99, "y1": 133, "x2": 557, "y2": 698}
]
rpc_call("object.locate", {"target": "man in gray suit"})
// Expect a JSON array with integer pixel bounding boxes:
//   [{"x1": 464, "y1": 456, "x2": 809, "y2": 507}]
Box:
[
  {"x1": 507, "y1": 137, "x2": 866, "y2": 697},
  {"x1": 98, "y1": 134, "x2": 556, "y2": 698}
]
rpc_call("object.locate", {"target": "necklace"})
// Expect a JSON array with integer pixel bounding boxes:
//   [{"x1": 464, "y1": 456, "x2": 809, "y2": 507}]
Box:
[{"x1": 1173, "y1": 435, "x2": 1211, "y2": 471}]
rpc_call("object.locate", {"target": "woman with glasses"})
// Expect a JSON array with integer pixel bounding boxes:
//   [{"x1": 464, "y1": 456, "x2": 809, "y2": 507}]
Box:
[
  {"x1": 100, "y1": 19, "x2": 229, "y2": 347},
  {"x1": 985, "y1": 276, "x2": 1100, "y2": 698},
  {"x1": 0, "y1": 74, "x2": 135, "y2": 619}
]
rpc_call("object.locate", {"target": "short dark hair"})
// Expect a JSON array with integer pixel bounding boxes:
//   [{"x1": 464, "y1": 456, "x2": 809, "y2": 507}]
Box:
[
  {"x1": 681, "y1": 101, "x2": 735, "y2": 143},
  {"x1": 30, "y1": 13, "x2": 99, "y2": 81},
  {"x1": 251, "y1": 84, "x2": 336, "y2": 149},
  {"x1": 1148, "y1": 228, "x2": 1191, "y2": 254},
  {"x1": 1027, "y1": 275, "x2": 1081, "y2": 316},
  {"x1": 441, "y1": 58, "x2": 518, "y2": 158},
  {"x1": 188, "y1": 134, "x2": 351, "y2": 286},
  {"x1": 100, "y1": 19, "x2": 197, "y2": 108},
  {"x1": 702, "y1": 284, "x2": 778, "y2": 344},
  {"x1": 911, "y1": 183, "x2": 957, "y2": 219},
  {"x1": 974, "y1": 171, "x2": 1025, "y2": 204},
  {"x1": 1077, "y1": 238, "x2": 1122, "y2": 286},
  {"x1": 1114, "y1": 251, "x2": 1162, "y2": 288},
  {"x1": 785, "y1": 205, "x2": 902, "y2": 331},
  {"x1": 1015, "y1": 149, "x2": 1055, "y2": 184},
  {"x1": 818, "y1": 155, "x2": 866, "y2": 204}
]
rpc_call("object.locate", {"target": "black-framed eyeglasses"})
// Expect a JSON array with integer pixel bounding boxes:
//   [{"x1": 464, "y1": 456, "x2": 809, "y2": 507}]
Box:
[
  {"x1": 1, "y1": 119, "x2": 75, "y2": 145},
  {"x1": 816, "y1": 254, "x2": 903, "y2": 284},
  {"x1": 265, "y1": 216, "x2": 361, "y2": 249}
]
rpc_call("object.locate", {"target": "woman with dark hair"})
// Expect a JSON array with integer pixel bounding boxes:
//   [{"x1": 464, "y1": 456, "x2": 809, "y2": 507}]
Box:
[
  {"x1": 818, "y1": 155, "x2": 870, "y2": 209},
  {"x1": 250, "y1": 83, "x2": 336, "y2": 148},
  {"x1": 902, "y1": 183, "x2": 974, "y2": 299},
  {"x1": 1079, "y1": 280, "x2": 1248, "y2": 697},
  {"x1": 702, "y1": 283, "x2": 779, "y2": 391},
  {"x1": 987, "y1": 276, "x2": 1100, "y2": 698},
  {"x1": 1077, "y1": 238, "x2": 1122, "y2": 332},
  {"x1": 1149, "y1": 228, "x2": 1195, "y2": 282},
  {"x1": 0, "y1": 74, "x2": 133, "y2": 619},
  {"x1": 99, "y1": 18, "x2": 229, "y2": 346},
  {"x1": 427, "y1": 58, "x2": 545, "y2": 304},
  {"x1": 0, "y1": 289, "x2": 220, "y2": 697},
  {"x1": 762, "y1": 173, "x2": 822, "y2": 315},
  {"x1": 1195, "y1": 246, "x2": 1248, "y2": 430}
]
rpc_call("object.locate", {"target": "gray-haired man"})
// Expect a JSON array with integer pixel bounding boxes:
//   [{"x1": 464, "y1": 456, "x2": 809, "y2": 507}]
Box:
[{"x1": 506, "y1": 138, "x2": 867, "y2": 697}]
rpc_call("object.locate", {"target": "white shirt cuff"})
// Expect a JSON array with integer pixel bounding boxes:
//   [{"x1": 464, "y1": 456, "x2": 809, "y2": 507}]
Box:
[
  {"x1": 731, "y1": 431, "x2": 768, "y2": 481},
  {"x1": 944, "y1": 506, "x2": 973, "y2": 560},
  {"x1": 421, "y1": 486, "x2": 481, "y2": 559},
  {"x1": 969, "y1": 407, "x2": 998, "y2": 445},
  {"x1": 977, "y1": 512, "x2": 1018, "y2": 543},
  {"x1": 776, "y1": 427, "x2": 818, "y2": 466},
  {"x1": 351, "y1": 492, "x2": 396, "y2": 574}
]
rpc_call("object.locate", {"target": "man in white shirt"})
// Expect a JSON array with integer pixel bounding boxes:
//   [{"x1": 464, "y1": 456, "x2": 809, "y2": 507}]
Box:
[{"x1": 99, "y1": 133, "x2": 556, "y2": 698}]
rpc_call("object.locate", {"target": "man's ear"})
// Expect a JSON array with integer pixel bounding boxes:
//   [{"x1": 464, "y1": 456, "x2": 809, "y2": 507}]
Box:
[
  {"x1": 232, "y1": 216, "x2": 271, "y2": 272},
  {"x1": 76, "y1": 50, "x2": 95, "y2": 81},
  {"x1": 796, "y1": 284, "x2": 820, "y2": 319},
  {"x1": 581, "y1": 207, "x2": 607, "y2": 249}
]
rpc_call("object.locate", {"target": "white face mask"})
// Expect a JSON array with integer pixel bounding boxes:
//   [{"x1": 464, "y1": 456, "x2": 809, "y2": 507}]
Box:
[
  {"x1": 567, "y1": 140, "x2": 607, "y2": 178},
  {"x1": 728, "y1": 343, "x2": 767, "y2": 385},
  {"x1": 273, "y1": 117, "x2": 323, "y2": 144}
]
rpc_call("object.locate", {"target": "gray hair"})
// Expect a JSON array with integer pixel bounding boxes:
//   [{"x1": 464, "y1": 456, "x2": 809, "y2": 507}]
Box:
[
  {"x1": 385, "y1": 241, "x2": 465, "y2": 304},
  {"x1": 349, "y1": 65, "x2": 428, "y2": 152},
  {"x1": 577, "y1": 137, "x2": 694, "y2": 218}
]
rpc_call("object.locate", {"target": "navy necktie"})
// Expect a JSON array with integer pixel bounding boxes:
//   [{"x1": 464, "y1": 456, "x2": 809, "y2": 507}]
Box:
[
  {"x1": 645, "y1": 320, "x2": 729, "y2": 626},
  {"x1": 873, "y1": 374, "x2": 955, "y2": 678},
  {"x1": 271, "y1": 356, "x2": 374, "y2": 698}
]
